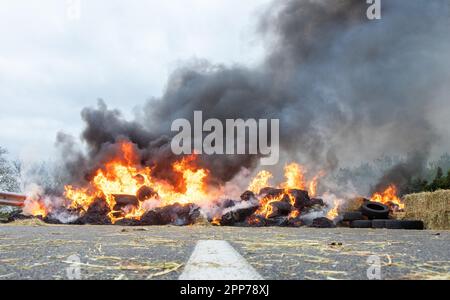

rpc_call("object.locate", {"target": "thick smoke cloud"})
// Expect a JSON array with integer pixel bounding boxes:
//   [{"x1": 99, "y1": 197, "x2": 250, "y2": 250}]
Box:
[{"x1": 58, "y1": 0, "x2": 450, "y2": 192}]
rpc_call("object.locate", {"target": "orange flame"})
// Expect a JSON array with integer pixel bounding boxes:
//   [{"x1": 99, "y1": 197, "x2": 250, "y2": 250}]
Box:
[
  {"x1": 59, "y1": 141, "x2": 211, "y2": 223},
  {"x1": 371, "y1": 185, "x2": 404, "y2": 210},
  {"x1": 308, "y1": 171, "x2": 325, "y2": 197},
  {"x1": 25, "y1": 199, "x2": 48, "y2": 218},
  {"x1": 26, "y1": 141, "x2": 332, "y2": 226},
  {"x1": 248, "y1": 170, "x2": 273, "y2": 194},
  {"x1": 251, "y1": 163, "x2": 327, "y2": 220},
  {"x1": 326, "y1": 200, "x2": 340, "y2": 220},
  {"x1": 255, "y1": 192, "x2": 285, "y2": 218},
  {"x1": 282, "y1": 163, "x2": 306, "y2": 190}
]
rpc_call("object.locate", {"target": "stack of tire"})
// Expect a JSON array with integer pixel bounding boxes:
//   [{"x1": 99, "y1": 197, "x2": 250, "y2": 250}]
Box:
[{"x1": 343, "y1": 201, "x2": 424, "y2": 230}]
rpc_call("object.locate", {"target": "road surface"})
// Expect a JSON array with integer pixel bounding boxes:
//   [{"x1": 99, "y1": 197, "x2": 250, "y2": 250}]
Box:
[{"x1": 0, "y1": 224, "x2": 448, "y2": 280}]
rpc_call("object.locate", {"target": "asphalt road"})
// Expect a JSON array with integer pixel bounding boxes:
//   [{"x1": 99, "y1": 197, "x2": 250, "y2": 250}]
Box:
[{"x1": 0, "y1": 224, "x2": 448, "y2": 280}]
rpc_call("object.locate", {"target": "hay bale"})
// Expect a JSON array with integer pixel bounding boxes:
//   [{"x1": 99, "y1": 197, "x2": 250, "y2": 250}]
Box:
[
  {"x1": 392, "y1": 212, "x2": 406, "y2": 220},
  {"x1": 403, "y1": 190, "x2": 450, "y2": 230}
]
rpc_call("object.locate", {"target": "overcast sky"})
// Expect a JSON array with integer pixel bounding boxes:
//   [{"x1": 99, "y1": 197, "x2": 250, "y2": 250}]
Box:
[{"x1": 0, "y1": 0, "x2": 269, "y2": 162}]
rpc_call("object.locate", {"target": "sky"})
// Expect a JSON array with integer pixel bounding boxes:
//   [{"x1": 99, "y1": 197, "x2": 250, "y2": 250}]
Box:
[{"x1": 0, "y1": 0, "x2": 270, "y2": 162}]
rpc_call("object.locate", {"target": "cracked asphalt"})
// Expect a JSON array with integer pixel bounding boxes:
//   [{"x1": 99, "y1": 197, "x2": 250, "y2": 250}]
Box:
[{"x1": 0, "y1": 224, "x2": 448, "y2": 280}]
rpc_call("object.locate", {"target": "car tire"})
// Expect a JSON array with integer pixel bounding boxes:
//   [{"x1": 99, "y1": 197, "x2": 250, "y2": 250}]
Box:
[
  {"x1": 361, "y1": 202, "x2": 390, "y2": 220},
  {"x1": 372, "y1": 219, "x2": 387, "y2": 229},
  {"x1": 385, "y1": 220, "x2": 424, "y2": 230},
  {"x1": 343, "y1": 212, "x2": 364, "y2": 222},
  {"x1": 350, "y1": 220, "x2": 372, "y2": 228}
]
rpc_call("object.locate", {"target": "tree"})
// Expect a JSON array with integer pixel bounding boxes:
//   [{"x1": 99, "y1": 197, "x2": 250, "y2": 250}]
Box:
[
  {"x1": 426, "y1": 167, "x2": 450, "y2": 192},
  {"x1": 436, "y1": 167, "x2": 443, "y2": 179},
  {"x1": 408, "y1": 177, "x2": 428, "y2": 194},
  {"x1": 0, "y1": 147, "x2": 21, "y2": 192},
  {"x1": 446, "y1": 170, "x2": 450, "y2": 189}
]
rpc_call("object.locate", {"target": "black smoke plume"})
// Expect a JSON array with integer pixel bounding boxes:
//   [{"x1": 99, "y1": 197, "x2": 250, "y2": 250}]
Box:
[{"x1": 56, "y1": 0, "x2": 450, "y2": 191}]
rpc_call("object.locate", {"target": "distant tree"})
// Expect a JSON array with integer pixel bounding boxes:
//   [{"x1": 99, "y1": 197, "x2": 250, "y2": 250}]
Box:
[
  {"x1": 437, "y1": 167, "x2": 443, "y2": 179},
  {"x1": 446, "y1": 170, "x2": 450, "y2": 189},
  {"x1": 0, "y1": 147, "x2": 21, "y2": 192},
  {"x1": 426, "y1": 153, "x2": 450, "y2": 182},
  {"x1": 408, "y1": 177, "x2": 428, "y2": 194},
  {"x1": 426, "y1": 167, "x2": 450, "y2": 192},
  {"x1": 429, "y1": 153, "x2": 450, "y2": 172}
]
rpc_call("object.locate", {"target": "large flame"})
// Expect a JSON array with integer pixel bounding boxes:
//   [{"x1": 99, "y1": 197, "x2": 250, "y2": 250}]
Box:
[
  {"x1": 24, "y1": 199, "x2": 48, "y2": 218},
  {"x1": 27, "y1": 142, "x2": 333, "y2": 224},
  {"x1": 252, "y1": 163, "x2": 326, "y2": 220},
  {"x1": 308, "y1": 171, "x2": 325, "y2": 198},
  {"x1": 52, "y1": 141, "x2": 211, "y2": 223},
  {"x1": 248, "y1": 170, "x2": 273, "y2": 194},
  {"x1": 282, "y1": 163, "x2": 306, "y2": 190},
  {"x1": 371, "y1": 184, "x2": 404, "y2": 210}
]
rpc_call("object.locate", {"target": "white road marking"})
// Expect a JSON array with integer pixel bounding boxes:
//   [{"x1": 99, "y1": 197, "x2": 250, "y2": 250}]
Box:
[{"x1": 179, "y1": 240, "x2": 264, "y2": 280}]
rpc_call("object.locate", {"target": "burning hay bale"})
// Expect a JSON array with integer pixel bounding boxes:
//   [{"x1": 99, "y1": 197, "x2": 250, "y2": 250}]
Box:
[{"x1": 403, "y1": 190, "x2": 450, "y2": 230}]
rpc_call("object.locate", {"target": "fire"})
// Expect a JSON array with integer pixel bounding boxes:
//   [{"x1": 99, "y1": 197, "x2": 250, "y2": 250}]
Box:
[
  {"x1": 308, "y1": 171, "x2": 325, "y2": 197},
  {"x1": 326, "y1": 200, "x2": 339, "y2": 220},
  {"x1": 25, "y1": 199, "x2": 48, "y2": 218},
  {"x1": 172, "y1": 155, "x2": 208, "y2": 204},
  {"x1": 51, "y1": 141, "x2": 211, "y2": 223},
  {"x1": 371, "y1": 184, "x2": 404, "y2": 210},
  {"x1": 282, "y1": 163, "x2": 306, "y2": 190},
  {"x1": 25, "y1": 140, "x2": 331, "y2": 225},
  {"x1": 279, "y1": 163, "x2": 324, "y2": 196},
  {"x1": 289, "y1": 209, "x2": 300, "y2": 219},
  {"x1": 248, "y1": 170, "x2": 273, "y2": 194},
  {"x1": 211, "y1": 217, "x2": 222, "y2": 226},
  {"x1": 254, "y1": 192, "x2": 285, "y2": 219},
  {"x1": 65, "y1": 186, "x2": 97, "y2": 211},
  {"x1": 252, "y1": 163, "x2": 326, "y2": 220}
]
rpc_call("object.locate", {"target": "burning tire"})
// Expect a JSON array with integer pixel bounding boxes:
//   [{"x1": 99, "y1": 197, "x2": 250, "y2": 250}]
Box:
[
  {"x1": 343, "y1": 211, "x2": 364, "y2": 222},
  {"x1": 385, "y1": 220, "x2": 424, "y2": 230},
  {"x1": 361, "y1": 202, "x2": 389, "y2": 220},
  {"x1": 350, "y1": 220, "x2": 372, "y2": 228}
]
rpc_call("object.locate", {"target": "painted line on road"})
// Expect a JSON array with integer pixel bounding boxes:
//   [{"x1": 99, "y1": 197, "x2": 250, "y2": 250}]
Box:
[{"x1": 179, "y1": 240, "x2": 264, "y2": 280}]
